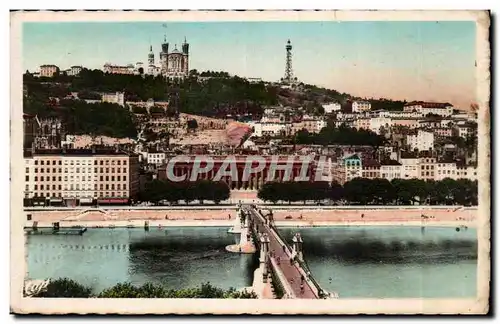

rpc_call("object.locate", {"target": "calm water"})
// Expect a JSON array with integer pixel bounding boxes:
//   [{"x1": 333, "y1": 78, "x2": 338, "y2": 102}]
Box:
[{"x1": 26, "y1": 226, "x2": 477, "y2": 298}]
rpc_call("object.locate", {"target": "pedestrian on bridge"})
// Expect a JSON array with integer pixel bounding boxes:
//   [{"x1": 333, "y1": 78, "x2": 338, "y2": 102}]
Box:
[{"x1": 300, "y1": 282, "x2": 304, "y2": 294}]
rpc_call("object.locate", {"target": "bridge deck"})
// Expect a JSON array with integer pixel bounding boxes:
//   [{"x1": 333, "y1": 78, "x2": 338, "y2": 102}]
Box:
[{"x1": 245, "y1": 206, "x2": 319, "y2": 299}]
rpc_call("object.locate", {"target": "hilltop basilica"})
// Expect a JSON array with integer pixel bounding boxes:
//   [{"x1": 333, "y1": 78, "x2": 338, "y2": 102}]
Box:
[{"x1": 140, "y1": 36, "x2": 190, "y2": 80}]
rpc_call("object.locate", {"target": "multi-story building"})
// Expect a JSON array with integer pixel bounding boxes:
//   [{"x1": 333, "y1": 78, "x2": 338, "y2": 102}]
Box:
[
  {"x1": 354, "y1": 117, "x2": 370, "y2": 131},
  {"x1": 295, "y1": 117, "x2": 326, "y2": 134},
  {"x1": 352, "y1": 100, "x2": 371, "y2": 113},
  {"x1": 369, "y1": 117, "x2": 392, "y2": 135},
  {"x1": 392, "y1": 118, "x2": 420, "y2": 129},
  {"x1": 39, "y1": 65, "x2": 60, "y2": 77},
  {"x1": 406, "y1": 129, "x2": 434, "y2": 151},
  {"x1": 322, "y1": 102, "x2": 342, "y2": 114},
  {"x1": 380, "y1": 160, "x2": 402, "y2": 181},
  {"x1": 433, "y1": 127, "x2": 455, "y2": 138},
  {"x1": 249, "y1": 121, "x2": 289, "y2": 137},
  {"x1": 435, "y1": 161, "x2": 457, "y2": 180},
  {"x1": 372, "y1": 110, "x2": 423, "y2": 119},
  {"x1": 23, "y1": 148, "x2": 140, "y2": 204},
  {"x1": 68, "y1": 66, "x2": 83, "y2": 76},
  {"x1": 23, "y1": 113, "x2": 38, "y2": 152},
  {"x1": 361, "y1": 158, "x2": 381, "y2": 179},
  {"x1": 103, "y1": 63, "x2": 135, "y2": 75},
  {"x1": 403, "y1": 101, "x2": 453, "y2": 117},
  {"x1": 419, "y1": 157, "x2": 436, "y2": 181},
  {"x1": 456, "y1": 122, "x2": 478, "y2": 139},
  {"x1": 147, "y1": 151, "x2": 166, "y2": 166},
  {"x1": 102, "y1": 92, "x2": 125, "y2": 107},
  {"x1": 455, "y1": 164, "x2": 478, "y2": 181},
  {"x1": 158, "y1": 155, "x2": 318, "y2": 191},
  {"x1": 340, "y1": 154, "x2": 363, "y2": 184},
  {"x1": 399, "y1": 155, "x2": 420, "y2": 179}
]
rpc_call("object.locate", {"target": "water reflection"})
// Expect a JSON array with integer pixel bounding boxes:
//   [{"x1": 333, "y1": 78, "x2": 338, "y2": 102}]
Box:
[{"x1": 26, "y1": 226, "x2": 477, "y2": 298}]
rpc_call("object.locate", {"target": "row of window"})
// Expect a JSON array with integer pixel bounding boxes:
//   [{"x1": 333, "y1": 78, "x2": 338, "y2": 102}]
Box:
[
  {"x1": 27, "y1": 167, "x2": 129, "y2": 174},
  {"x1": 32, "y1": 160, "x2": 128, "y2": 166},
  {"x1": 26, "y1": 175, "x2": 128, "y2": 182},
  {"x1": 29, "y1": 183, "x2": 128, "y2": 191},
  {"x1": 28, "y1": 192, "x2": 128, "y2": 198}
]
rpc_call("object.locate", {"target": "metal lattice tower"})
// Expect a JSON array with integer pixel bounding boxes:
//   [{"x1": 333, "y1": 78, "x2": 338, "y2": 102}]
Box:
[{"x1": 283, "y1": 39, "x2": 294, "y2": 84}]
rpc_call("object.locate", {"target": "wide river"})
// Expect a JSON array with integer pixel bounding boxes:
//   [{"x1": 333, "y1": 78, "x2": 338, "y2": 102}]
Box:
[{"x1": 26, "y1": 226, "x2": 477, "y2": 298}]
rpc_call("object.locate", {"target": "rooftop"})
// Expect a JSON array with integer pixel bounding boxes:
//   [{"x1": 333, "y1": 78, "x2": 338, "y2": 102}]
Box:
[
  {"x1": 405, "y1": 101, "x2": 452, "y2": 108},
  {"x1": 28, "y1": 148, "x2": 138, "y2": 157}
]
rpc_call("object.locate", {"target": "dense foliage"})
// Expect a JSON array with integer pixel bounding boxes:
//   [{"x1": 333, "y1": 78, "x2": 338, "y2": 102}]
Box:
[
  {"x1": 139, "y1": 179, "x2": 231, "y2": 204},
  {"x1": 32, "y1": 278, "x2": 256, "y2": 299},
  {"x1": 58, "y1": 99, "x2": 138, "y2": 138},
  {"x1": 257, "y1": 178, "x2": 478, "y2": 206},
  {"x1": 294, "y1": 125, "x2": 387, "y2": 148},
  {"x1": 368, "y1": 98, "x2": 406, "y2": 111},
  {"x1": 32, "y1": 278, "x2": 93, "y2": 298}
]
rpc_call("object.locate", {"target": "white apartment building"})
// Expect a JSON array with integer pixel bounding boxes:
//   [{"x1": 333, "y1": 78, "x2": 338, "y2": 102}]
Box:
[
  {"x1": 399, "y1": 157, "x2": 420, "y2": 179},
  {"x1": 322, "y1": 102, "x2": 342, "y2": 114},
  {"x1": 456, "y1": 165, "x2": 478, "y2": 181},
  {"x1": 68, "y1": 66, "x2": 83, "y2": 76},
  {"x1": 440, "y1": 119, "x2": 455, "y2": 128},
  {"x1": 336, "y1": 112, "x2": 361, "y2": 120},
  {"x1": 435, "y1": 162, "x2": 457, "y2": 180},
  {"x1": 380, "y1": 162, "x2": 402, "y2": 181},
  {"x1": 248, "y1": 121, "x2": 289, "y2": 137},
  {"x1": 352, "y1": 101, "x2": 372, "y2": 113},
  {"x1": 39, "y1": 65, "x2": 60, "y2": 77},
  {"x1": 354, "y1": 118, "x2": 371, "y2": 131},
  {"x1": 370, "y1": 117, "x2": 392, "y2": 135},
  {"x1": 419, "y1": 157, "x2": 436, "y2": 181},
  {"x1": 343, "y1": 154, "x2": 363, "y2": 182},
  {"x1": 403, "y1": 101, "x2": 453, "y2": 117},
  {"x1": 333, "y1": 119, "x2": 354, "y2": 128},
  {"x1": 457, "y1": 124, "x2": 477, "y2": 138},
  {"x1": 102, "y1": 92, "x2": 125, "y2": 107},
  {"x1": 147, "y1": 152, "x2": 166, "y2": 165},
  {"x1": 406, "y1": 129, "x2": 434, "y2": 151},
  {"x1": 24, "y1": 149, "x2": 140, "y2": 202},
  {"x1": 370, "y1": 110, "x2": 423, "y2": 119}
]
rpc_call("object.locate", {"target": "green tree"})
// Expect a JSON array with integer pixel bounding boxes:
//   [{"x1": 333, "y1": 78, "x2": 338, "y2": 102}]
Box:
[
  {"x1": 33, "y1": 278, "x2": 92, "y2": 298},
  {"x1": 142, "y1": 179, "x2": 167, "y2": 204},
  {"x1": 187, "y1": 119, "x2": 198, "y2": 132}
]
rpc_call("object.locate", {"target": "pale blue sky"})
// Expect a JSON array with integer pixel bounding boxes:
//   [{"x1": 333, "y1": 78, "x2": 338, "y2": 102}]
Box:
[{"x1": 22, "y1": 21, "x2": 476, "y2": 108}]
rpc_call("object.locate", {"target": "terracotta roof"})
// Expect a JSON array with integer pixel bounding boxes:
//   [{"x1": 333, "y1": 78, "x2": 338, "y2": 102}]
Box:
[
  {"x1": 380, "y1": 159, "x2": 401, "y2": 166},
  {"x1": 405, "y1": 101, "x2": 452, "y2": 108},
  {"x1": 362, "y1": 158, "x2": 381, "y2": 167}
]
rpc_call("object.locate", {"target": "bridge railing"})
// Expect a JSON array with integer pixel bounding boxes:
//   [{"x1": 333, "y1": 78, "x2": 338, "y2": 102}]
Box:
[
  {"x1": 268, "y1": 257, "x2": 296, "y2": 299},
  {"x1": 255, "y1": 207, "x2": 330, "y2": 299}
]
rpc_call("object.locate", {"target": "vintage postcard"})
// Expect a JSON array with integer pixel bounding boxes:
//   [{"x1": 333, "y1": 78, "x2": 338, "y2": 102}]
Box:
[{"x1": 10, "y1": 10, "x2": 490, "y2": 314}]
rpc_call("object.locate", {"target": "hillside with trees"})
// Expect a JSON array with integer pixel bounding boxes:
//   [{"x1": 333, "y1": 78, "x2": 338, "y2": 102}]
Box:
[
  {"x1": 257, "y1": 178, "x2": 478, "y2": 206},
  {"x1": 294, "y1": 124, "x2": 387, "y2": 150}
]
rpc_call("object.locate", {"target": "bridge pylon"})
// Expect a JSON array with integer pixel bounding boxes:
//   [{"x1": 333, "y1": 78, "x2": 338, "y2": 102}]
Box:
[
  {"x1": 260, "y1": 233, "x2": 271, "y2": 282},
  {"x1": 228, "y1": 206, "x2": 243, "y2": 234},
  {"x1": 292, "y1": 233, "x2": 304, "y2": 262},
  {"x1": 225, "y1": 205, "x2": 256, "y2": 254}
]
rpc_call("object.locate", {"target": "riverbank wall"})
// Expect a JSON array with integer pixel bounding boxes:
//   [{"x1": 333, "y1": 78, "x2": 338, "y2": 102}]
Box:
[{"x1": 23, "y1": 206, "x2": 477, "y2": 228}]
